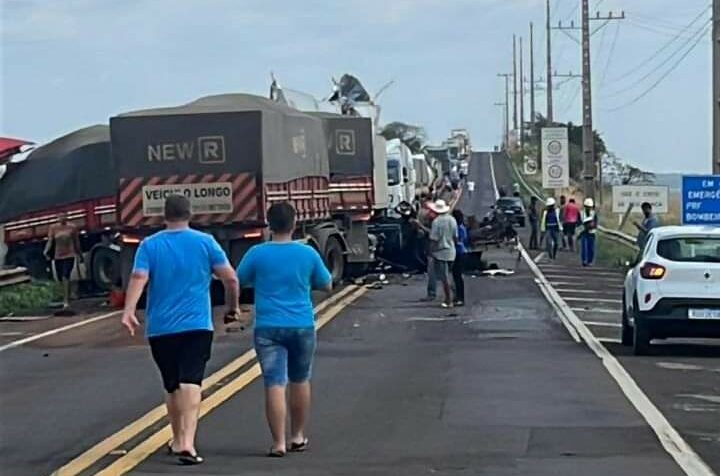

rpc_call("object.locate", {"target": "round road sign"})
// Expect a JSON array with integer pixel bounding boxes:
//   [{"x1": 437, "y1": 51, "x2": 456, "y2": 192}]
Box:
[
  {"x1": 547, "y1": 140, "x2": 562, "y2": 155},
  {"x1": 548, "y1": 165, "x2": 563, "y2": 179}
]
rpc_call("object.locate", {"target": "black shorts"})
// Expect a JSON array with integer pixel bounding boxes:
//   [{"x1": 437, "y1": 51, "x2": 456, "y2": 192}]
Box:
[
  {"x1": 149, "y1": 330, "x2": 213, "y2": 393},
  {"x1": 563, "y1": 223, "x2": 577, "y2": 235},
  {"x1": 54, "y1": 258, "x2": 75, "y2": 280}
]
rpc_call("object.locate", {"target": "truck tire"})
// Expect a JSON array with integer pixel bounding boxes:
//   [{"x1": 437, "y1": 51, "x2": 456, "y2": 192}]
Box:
[
  {"x1": 91, "y1": 246, "x2": 121, "y2": 292},
  {"x1": 324, "y1": 237, "x2": 345, "y2": 285}
]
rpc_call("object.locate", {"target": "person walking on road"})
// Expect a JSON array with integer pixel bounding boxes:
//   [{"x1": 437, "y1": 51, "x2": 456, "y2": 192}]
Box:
[
  {"x1": 451, "y1": 209, "x2": 468, "y2": 307},
  {"x1": 236, "y1": 203, "x2": 332, "y2": 457},
  {"x1": 44, "y1": 212, "x2": 82, "y2": 309},
  {"x1": 528, "y1": 196, "x2": 540, "y2": 250},
  {"x1": 467, "y1": 180, "x2": 475, "y2": 199},
  {"x1": 580, "y1": 198, "x2": 598, "y2": 267},
  {"x1": 121, "y1": 195, "x2": 240, "y2": 465},
  {"x1": 634, "y1": 202, "x2": 660, "y2": 250},
  {"x1": 562, "y1": 198, "x2": 581, "y2": 252},
  {"x1": 541, "y1": 197, "x2": 561, "y2": 260}
]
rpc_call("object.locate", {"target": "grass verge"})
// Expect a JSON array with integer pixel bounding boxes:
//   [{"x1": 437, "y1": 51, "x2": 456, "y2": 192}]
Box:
[{"x1": 0, "y1": 281, "x2": 62, "y2": 317}]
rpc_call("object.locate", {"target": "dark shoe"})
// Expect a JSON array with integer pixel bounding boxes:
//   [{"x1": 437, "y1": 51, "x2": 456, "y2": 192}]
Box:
[
  {"x1": 288, "y1": 438, "x2": 309, "y2": 453},
  {"x1": 177, "y1": 451, "x2": 204, "y2": 465},
  {"x1": 268, "y1": 447, "x2": 286, "y2": 458}
]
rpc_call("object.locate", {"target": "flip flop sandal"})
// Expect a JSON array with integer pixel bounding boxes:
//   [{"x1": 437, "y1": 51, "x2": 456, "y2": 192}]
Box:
[
  {"x1": 288, "y1": 438, "x2": 309, "y2": 452},
  {"x1": 267, "y1": 447, "x2": 286, "y2": 458},
  {"x1": 177, "y1": 451, "x2": 204, "y2": 465}
]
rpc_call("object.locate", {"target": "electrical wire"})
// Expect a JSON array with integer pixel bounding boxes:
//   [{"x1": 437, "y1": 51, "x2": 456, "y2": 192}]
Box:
[
  {"x1": 605, "y1": 18, "x2": 710, "y2": 95},
  {"x1": 606, "y1": 5, "x2": 710, "y2": 84},
  {"x1": 604, "y1": 23, "x2": 711, "y2": 112},
  {"x1": 599, "y1": 21, "x2": 621, "y2": 87}
]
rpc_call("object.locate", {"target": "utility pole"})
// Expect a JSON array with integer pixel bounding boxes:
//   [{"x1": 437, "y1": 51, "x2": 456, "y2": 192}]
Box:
[
  {"x1": 580, "y1": 1, "x2": 625, "y2": 199},
  {"x1": 498, "y1": 73, "x2": 512, "y2": 149},
  {"x1": 530, "y1": 22, "x2": 536, "y2": 129},
  {"x1": 714, "y1": 0, "x2": 720, "y2": 174},
  {"x1": 494, "y1": 102, "x2": 508, "y2": 149},
  {"x1": 546, "y1": 0, "x2": 553, "y2": 123},
  {"x1": 513, "y1": 35, "x2": 518, "y2": 131},
  {"x1": 520, "y1": 37, "x2": 525, "y2": 150}
]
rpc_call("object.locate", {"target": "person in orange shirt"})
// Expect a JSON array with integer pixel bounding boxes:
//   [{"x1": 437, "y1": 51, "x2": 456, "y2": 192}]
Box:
[{"x1": 562, "y1": 198, "x2": 581, "y2": 252}]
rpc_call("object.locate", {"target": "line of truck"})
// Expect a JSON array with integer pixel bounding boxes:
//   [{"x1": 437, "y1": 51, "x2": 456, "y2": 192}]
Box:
[{"x1": 0, "y1": 75, "x2": 471, "y2": 297}]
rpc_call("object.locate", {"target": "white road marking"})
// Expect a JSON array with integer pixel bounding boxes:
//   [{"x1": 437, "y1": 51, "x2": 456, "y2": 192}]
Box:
[
  {"x1": 678, "y1": 394, "x2": 720, "y2": 404},
  {"x1": 543, "y1": 274, "x2": 622, "y2": 282},
  {"x1": 552, "y1": 280, "x2": 623, "y2": 288},
  {"x1": 0, "y1": 311, "x2": 121, "y2": 353},
  {"x1": 541, "y1": 269, "x2": 624, "y2": 278},
  {"x1": 571, "y1": 307, "x2": 620, "y2": 314},
  {"x1": 0, "y1": 315, "x2": 51, "y2": 322},
  {"x1": 657, "y1": 362, "x2": 705, "y2": 371},
  {"x1": 584, "y1": 321, "x2": 622, "y2": 328},
  {"x1": 534, "y1": 252, "x2": 546, "y2": 263},
  {"x1": 500, "y1": 155, "x2": 716, "y2": 475},
  {"x1": 406, "y1": 317, "x2": 457, "y2": 322},
  {"x1": 598, "y1": 337, "x2": 622, "y2": 344},
  {"x1": 563, "y1": 297, "x2": 623, "y2": 304},
  {"x1": 0, "y1": 331, "x2": 28, "y2": 337},
  {"x1": 554, "y1": 288, "x2": 618, "y2": 294}
]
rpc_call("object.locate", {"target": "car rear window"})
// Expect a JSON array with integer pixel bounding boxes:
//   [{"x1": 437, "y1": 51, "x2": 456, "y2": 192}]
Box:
[
  {"x1": 657, "y1": 237, "x2": 720, "y2": 263},
  {"x1": 497, "y1": 198, "x2": 522, "y2": 207}
]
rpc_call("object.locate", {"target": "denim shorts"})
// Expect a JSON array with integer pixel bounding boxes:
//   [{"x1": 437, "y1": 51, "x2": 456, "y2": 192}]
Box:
[{"x1": 254, "y1": 327, "x2": 317, "y2": 387}]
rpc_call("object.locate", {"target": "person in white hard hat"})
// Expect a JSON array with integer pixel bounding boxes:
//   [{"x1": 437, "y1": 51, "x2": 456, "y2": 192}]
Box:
[
  {"x1": 540, "y1": 197, "x2": 562, "y2": 259},
  {"x1": 579, "y1": 198, "x2": 598, "y2": 266}
]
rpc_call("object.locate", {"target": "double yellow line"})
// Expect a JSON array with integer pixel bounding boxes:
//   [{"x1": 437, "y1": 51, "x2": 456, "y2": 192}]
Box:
[{"x1": 53, "y1": 285, "x2": 367, "y2": 476}]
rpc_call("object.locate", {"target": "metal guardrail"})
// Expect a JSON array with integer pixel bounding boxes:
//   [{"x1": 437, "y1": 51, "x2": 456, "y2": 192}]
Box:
[
  {"x1": 508, "y1": 159, "x2": 638, "y2": 250},
  {"x1": 0, "y1": 267, "x2": 31, "y2": 289}
]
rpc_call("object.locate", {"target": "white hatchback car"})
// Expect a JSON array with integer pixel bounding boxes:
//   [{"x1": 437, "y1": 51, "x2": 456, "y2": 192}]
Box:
[{"x1": 622, "y1": 226, "x2": 720, "y2": 355}]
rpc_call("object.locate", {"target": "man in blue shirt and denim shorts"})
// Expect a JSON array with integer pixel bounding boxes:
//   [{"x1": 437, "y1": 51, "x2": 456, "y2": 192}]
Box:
[
  {"x1": 237, "y1": 202, "x2": 332, "y2": 457},
  {"x1": 121, "y1": 195, "x2": 240, "y2": 465}
]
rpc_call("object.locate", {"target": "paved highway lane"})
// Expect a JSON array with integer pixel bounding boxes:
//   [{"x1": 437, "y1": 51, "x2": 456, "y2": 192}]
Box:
[
  {"x1": 120, "y1": 153, "x2": 682, "y2": 475},
  {"x1": 492, "y1": 152, "x2": 720, "y2": 473}
]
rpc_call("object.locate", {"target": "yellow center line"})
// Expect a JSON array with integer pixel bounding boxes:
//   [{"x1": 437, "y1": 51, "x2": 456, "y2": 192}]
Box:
[
  {"x1": 51, "y1": 285, "x2": 358, "y2": 476},
  {"x1": 95, "y1": 286, "x2": 368, "y2": 476}
]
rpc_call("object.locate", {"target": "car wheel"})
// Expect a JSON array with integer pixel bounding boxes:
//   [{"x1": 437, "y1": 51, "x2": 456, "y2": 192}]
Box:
[
  {"x1": 632, "y1": 301, "x2": 652, "y2": 355},
  {"x1": 621, "y1": 294, "x2": 633, "y2": 346}
]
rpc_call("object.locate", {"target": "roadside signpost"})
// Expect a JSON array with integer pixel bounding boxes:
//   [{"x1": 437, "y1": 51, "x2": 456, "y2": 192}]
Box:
[
  {"x1": 523, "y1": 155, "x2": 538, "y2": 175},
  {"x1": 612, "y1": 185, "x2": 669, "y2": 215},
  {"x1": 541, "y1": 127, "x2": 569, "y2": 190},
  {"x1": 682, "y1": 175, "x2": 720, "y2": 225}
]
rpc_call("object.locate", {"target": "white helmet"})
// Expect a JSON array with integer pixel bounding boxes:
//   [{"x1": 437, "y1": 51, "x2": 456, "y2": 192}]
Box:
[
  {"x1": 584, "y1": 198, "x2": 595, "y2": 208},
  {"x1": 545, "y1": 197, "x2": 556, "y2": 207}
]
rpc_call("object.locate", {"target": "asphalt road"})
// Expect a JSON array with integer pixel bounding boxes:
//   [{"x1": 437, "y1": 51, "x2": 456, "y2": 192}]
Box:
[
  {"x1": 124, "y1": 153, "x2": 682, "y2": 475},
  {"x1": 0, "y1": 152, "x2": 708, "y2": 475}
]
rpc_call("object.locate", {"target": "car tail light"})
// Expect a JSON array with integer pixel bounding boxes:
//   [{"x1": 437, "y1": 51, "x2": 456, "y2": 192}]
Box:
[{"x1": 641, "y1": 262, "x2": 666, "y2": 280}]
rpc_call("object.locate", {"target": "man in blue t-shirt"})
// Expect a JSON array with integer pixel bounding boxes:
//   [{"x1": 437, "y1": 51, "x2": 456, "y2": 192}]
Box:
[
  {"x1": 121, "y1": 195, "x2": 239, "y2": 466},
  {"x1": 237, "y1": 202, "x2": 331, "y2": 457}
]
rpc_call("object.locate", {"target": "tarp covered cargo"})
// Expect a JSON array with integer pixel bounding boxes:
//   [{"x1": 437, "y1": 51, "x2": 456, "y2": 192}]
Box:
[
  {"x1": 380, "y1": 122, "x2": 427, "y2": 154},
  {"x1": 111, "y1": 93, "x2": 331, "y2": 227},
  {"x1": 307, "y1": 112, "x2": 373, "y2": 178},
  {"x1": 112, "y1": 93, "x2": 328, "y2": 183},
  {"x1": 0, "y1": 125, "x2": 113, "y2": 223}
]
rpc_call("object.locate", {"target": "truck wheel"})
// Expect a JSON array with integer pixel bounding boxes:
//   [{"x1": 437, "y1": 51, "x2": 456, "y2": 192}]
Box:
[
  {"x1": 91, "y1": 246, "x2": 121, "y2": 292},
  {"x1": 324, "y1": 237, "x2": 345, "y2": 284}
]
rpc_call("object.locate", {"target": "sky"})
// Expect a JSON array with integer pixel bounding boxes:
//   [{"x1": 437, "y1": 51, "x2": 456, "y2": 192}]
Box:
[{"x1": 0, "y1": 0, "x2": 714, "y2": 173}]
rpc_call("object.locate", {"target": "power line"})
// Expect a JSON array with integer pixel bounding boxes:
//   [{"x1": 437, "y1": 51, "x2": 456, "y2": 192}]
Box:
[
  {"x1": 605, "y1": 18, "x2": 710, "y2": 95},
  {"x1": 629, "y1": 18, "x2": 708, "y2": 40},
  {"x1": 604, "y1": 23, "x2": 711, "y2": 111},
  {"x1": 606, "y1": 6, "x2": 710, "y2": 84},
  {"x1": 599, "y1": 21, "x2": 621, "y2": 87}
]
